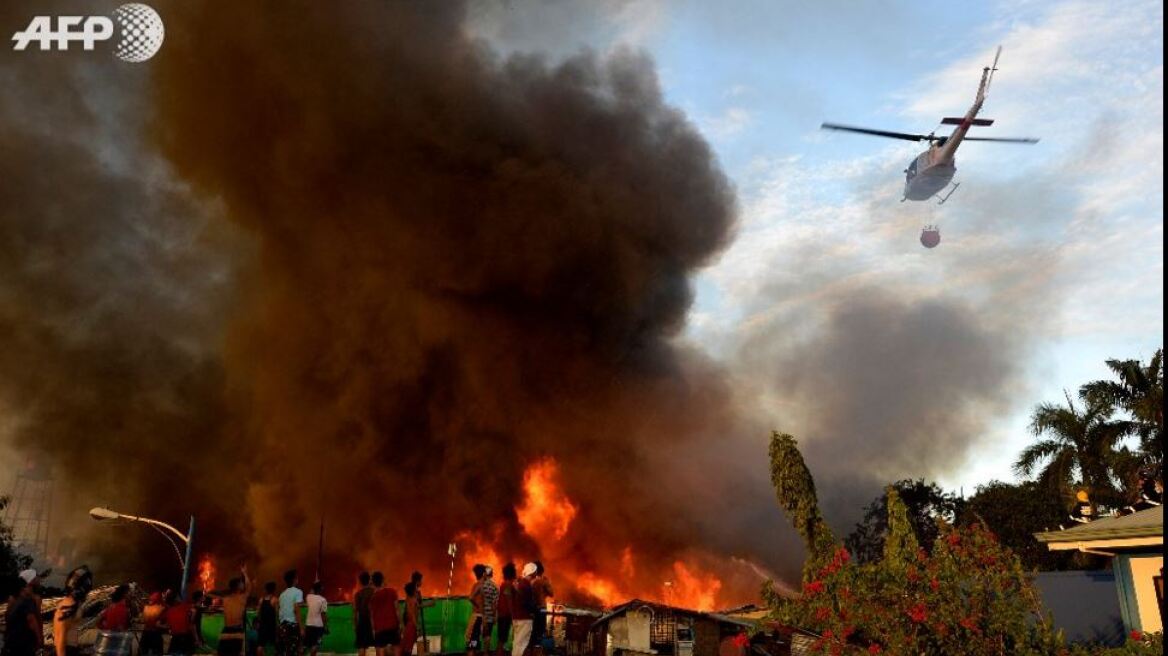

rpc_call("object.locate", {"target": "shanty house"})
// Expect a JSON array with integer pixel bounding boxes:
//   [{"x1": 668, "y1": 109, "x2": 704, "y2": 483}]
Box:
[{"x1": 588, "y1": 600, "x2": 755, "y2": 656}]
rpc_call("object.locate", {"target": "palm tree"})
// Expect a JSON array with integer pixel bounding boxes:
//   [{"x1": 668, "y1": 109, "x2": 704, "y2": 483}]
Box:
[
  {"x1": 1082, "y1": 349, "x2": 1163, "y2": 460},
  {"x1": 1014, "y1": 391, "x2": 1125, "y2": 507}
]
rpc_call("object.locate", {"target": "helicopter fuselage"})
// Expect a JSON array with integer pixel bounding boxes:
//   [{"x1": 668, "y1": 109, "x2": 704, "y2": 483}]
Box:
[
  {"x1": 904, "y1": 78, "x2": 985, "y2": 200},
  {"x1": 904, "y1": 146, "x2": 957, "y2": 201},
  {"x1": 821, "y1": 47, "x2": 1037, "y2": 205}
]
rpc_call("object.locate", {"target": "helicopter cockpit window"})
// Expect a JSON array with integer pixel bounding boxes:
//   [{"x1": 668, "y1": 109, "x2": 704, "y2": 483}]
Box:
[{"x1": 906, "y1": 159, "x2": 918, "y2": 179}]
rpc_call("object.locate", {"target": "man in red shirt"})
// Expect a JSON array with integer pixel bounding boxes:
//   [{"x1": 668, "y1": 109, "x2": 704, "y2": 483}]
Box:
[
  {"x1": 494, "y1": 564, "x2": 516, "y2": 656},
  {"x1": 161, "y1": 591, "x2": 196, "y2": 655},
  {"x1": 509, "y1": 564, "x2": 537, "y2": 656},
  {"x1": 98, "y1": 585, "x2": 132, "y2": 631},
  {"x1": 369, "y1": 572, "x2": 400, "y2": 656}
]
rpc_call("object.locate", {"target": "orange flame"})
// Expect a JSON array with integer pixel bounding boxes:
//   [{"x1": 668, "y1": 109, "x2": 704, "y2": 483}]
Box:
[
  {"x1": 515, "y1": 458, "x2": 578, "y2": 543},
  {"x1": 456, "y1": 529, "x2": 505, "y2": 584},
  {"x1": 197, "y1": 554, "x2": 216, "y2": 592},
  {"x1": 576, "y1": 572, "x2": 621, "y2": 606},
  {"x1": 668, "y1": 561, "x2": 722, "y2": 611},
  {"x1": 447, "y1": 458, "x2": 741, "y2": 611}
]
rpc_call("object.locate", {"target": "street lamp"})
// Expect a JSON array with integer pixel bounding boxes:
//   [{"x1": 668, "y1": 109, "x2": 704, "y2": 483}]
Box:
[{"x1": 89, "y1": 507, "x2": 196, "y2": 600}]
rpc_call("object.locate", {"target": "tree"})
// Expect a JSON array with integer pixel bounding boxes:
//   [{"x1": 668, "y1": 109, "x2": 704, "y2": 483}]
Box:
[
  {"x1": 0, "y1": 496, "x2": 33, "y2": 601},
  {"x1": 766, "y1": 434, "x2": 1066, "y2": 655},
  {"x1": 1014, "y1": 391, "x2": 1126, "y2": 508},
  {"x1": 768, "y1": 432, "x2": 837, "y2": 580},
  {"x1": 959, "y1": 480, "x2": 1083, "y2": 571},
  {"x1": 844, "y1": 479, "x2": 964, "y2": 564},
  {"x1": 1082, "y1": 349, "x2": 1163, "y2": 467}
]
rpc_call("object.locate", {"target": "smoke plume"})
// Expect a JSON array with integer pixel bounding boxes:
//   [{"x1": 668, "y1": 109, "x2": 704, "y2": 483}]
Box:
[{"x1": 1, "y1": 0, "x2": 1060, "y2": 603}]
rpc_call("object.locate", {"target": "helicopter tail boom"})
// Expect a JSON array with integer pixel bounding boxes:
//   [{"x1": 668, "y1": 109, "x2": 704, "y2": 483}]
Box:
[{"x1": 941, "y1": 117, "x2": 993, "y2": 126}]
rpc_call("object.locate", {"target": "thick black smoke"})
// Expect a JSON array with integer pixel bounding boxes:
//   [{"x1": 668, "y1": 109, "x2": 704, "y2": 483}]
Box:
[
  {"x1": 2, "y1": 0, "x2": 1037, "y2": 601},
  {"x1": 0, "y1": 0, "x2": 244, "y2": 583},
  {"x1": 142, "y1": 0, "x2": 757, "y2": 596}
]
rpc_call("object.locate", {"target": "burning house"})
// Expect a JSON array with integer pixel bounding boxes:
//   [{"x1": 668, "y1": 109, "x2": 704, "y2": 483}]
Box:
[{"x1": 587, "y1": 600, "x2": 756, "y2": 656}]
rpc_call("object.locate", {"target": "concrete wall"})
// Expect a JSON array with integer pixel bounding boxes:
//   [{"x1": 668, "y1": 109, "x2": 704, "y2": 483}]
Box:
[
  {"x1": 1115, "y1": 553, "x2": 1164, "y2": 634},
  {"x1": 1034, "y1": 570, "x2": 1124, "y2": 646}
]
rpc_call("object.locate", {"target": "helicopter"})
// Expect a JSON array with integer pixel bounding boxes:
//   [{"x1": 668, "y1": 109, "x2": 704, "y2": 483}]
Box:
[{"x1": 821, "y1": 46, "x2": 1039, "y2": 206}]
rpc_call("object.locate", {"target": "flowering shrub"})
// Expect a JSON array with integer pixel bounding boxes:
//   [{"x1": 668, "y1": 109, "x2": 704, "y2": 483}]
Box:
[
  {"x1": 766, "y1": 432, "x2": 1165, "y2": 655},
  {"x1": 1067, "y1": 631, "x2": 1164, "y2": 655},
  {"x1": 770, "y1": 493, "x2": 1061, "y2": 654}
]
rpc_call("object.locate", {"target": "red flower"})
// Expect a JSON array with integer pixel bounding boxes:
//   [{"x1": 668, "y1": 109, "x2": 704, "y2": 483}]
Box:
[
  {"x1": 929, "y1": 577, "x2": 939, "y2": 591},
  {"x1": 1129, "y1": 630, "x2": 1143, "y2": 641},
  {"x1": 804, "y1": 580, "x2": 825, "y2": 596},
  {"x1": 868, "y1": 645, "x2": 882, "y2": 654},
  {"x1": 907, "y1": 603, "x2": 928, "y2": 623},
  {"x1": 815, "y1": 606, "x2": 832, "y2": 621},
  {"x1": 960, "y1": 616, "x2": 979, "y2": 632},
  {"x1": 732, "y1": 633, "x2": 750, "y2": 648},
  {"x1": 946, "y1": 533, "x2": 961, "y2": 547}
]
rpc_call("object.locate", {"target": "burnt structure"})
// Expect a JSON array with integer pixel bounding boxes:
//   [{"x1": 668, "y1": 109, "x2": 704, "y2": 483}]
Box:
[{"x1": 586, "y1": 600, "x2": 754, "y2": 656}]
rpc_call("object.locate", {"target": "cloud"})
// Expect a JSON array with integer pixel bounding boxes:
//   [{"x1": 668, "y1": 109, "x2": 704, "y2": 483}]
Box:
[
  {"x1": 693, "y1": 0, "x2": 1162, "y2": 522},
  {"x1": 699, "y1": 106, "x2": 754, "y2": 140},
  {"x1": 466, "y1": 0, "x2": 667, "y2": 56}
]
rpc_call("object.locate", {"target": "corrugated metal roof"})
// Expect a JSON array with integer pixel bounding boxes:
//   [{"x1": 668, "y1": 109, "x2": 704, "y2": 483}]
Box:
[{"x1": 591, "y1": 599, "x2": 757, "y2": 629}]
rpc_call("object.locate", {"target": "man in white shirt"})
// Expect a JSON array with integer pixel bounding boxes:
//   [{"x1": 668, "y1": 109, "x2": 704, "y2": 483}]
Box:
[
  {"x1": 304, "y1": 581, "x2": 329, "y2": 656},
  {"x1": 277, "y1": 570, "x2": 305, "y2": 656}
]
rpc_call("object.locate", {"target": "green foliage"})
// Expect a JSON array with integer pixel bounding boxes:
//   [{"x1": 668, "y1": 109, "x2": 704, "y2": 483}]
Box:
[
  {"x1": 768, "y1": 432, "x2": 837, "y2": 580},
  {"x1": 879, "y1": 487, "x2": 919, "y2": 571},
  {"x1": 844, "y1": 479, "x2": 964, "y2": 564},
  {"x1": 959, "y1": 480, "x2": 1087, "y2": 571},
  {"x1": 1015, "y1": 348, "x2": 1164, "y2": 512},
  {"x1": 1068, "y1": 632, "x2": 1164, "y2": 655},
  {"x1": 1014, "y1": 391, "x2": 1127, "y2": 508},
  {"x1": 768, "y1": 438, "x2": 1066, "y2": 655},
  {"x1": 1, "y1": 496, "x2": 34, "y2": 598},
  {"x1": 778, "y1": 500, "x2": 1061, "y2": 654},
  {"x1": 1081, "y1": 349, "x2": 1163, "y2": 461}
]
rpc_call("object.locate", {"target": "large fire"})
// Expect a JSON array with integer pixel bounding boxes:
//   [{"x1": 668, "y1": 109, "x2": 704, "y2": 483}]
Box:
[
  {"x1": 452, "y1": 457, "x2": 742, "y2": 612},
  {"x1": 515, "y1": 459, "x2": 579, "y2": 542}
]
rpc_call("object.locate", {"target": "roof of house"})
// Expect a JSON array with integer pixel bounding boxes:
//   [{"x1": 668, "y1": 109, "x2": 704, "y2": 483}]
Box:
[
  {"x1": 592, "y1": 599, "x2": 755, "y2": 629},
  {"x1": 1034, "y1": 505, "x2": 1163, "y2": 550}
]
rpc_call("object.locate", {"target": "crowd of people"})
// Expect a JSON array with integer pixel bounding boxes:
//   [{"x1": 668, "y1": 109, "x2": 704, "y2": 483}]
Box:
[{"x1": 2, "y1": 559, "x2": 556, "y2": 656}]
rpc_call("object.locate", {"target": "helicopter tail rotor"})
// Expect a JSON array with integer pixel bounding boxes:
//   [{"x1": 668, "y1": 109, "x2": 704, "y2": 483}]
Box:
[{"x1": 987, "y1": 45, "x2": 1003, "y2": 90}]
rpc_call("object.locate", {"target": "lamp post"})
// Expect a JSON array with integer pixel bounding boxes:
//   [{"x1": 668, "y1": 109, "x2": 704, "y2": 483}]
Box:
[{"x1": 90, "y1": 507, "x2": 195, "y2": 599}]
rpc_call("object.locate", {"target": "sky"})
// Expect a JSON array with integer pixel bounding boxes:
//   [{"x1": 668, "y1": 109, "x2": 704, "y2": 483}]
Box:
[{"x1": 473, "y1": 0, "x2": 1165, "y2": 493}]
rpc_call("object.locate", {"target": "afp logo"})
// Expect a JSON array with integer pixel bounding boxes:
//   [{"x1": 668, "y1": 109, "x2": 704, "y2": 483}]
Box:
[{"x1": 11, "y1": 3, "x2": 164, "y2": 63}]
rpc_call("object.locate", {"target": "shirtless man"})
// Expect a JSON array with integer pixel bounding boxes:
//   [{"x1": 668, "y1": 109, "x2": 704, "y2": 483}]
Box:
[
  {"x1": 217, "y1": 565, "x2": 252, "y2": 656},
  {"x1": 466, "y1": 565, "x2": 487, "y2": 656},
  {"x1": 53, "y1": 567, "x2": 94, "y2": 656}
]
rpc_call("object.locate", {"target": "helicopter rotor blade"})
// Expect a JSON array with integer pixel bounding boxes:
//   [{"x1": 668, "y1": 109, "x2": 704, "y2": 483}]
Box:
[
  {"x1": 963, "y1": 136, "x2": 1040, "y2": 144},
  {"x1": 820, "y1": 123, "x2": 934, "y2": 142}
]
